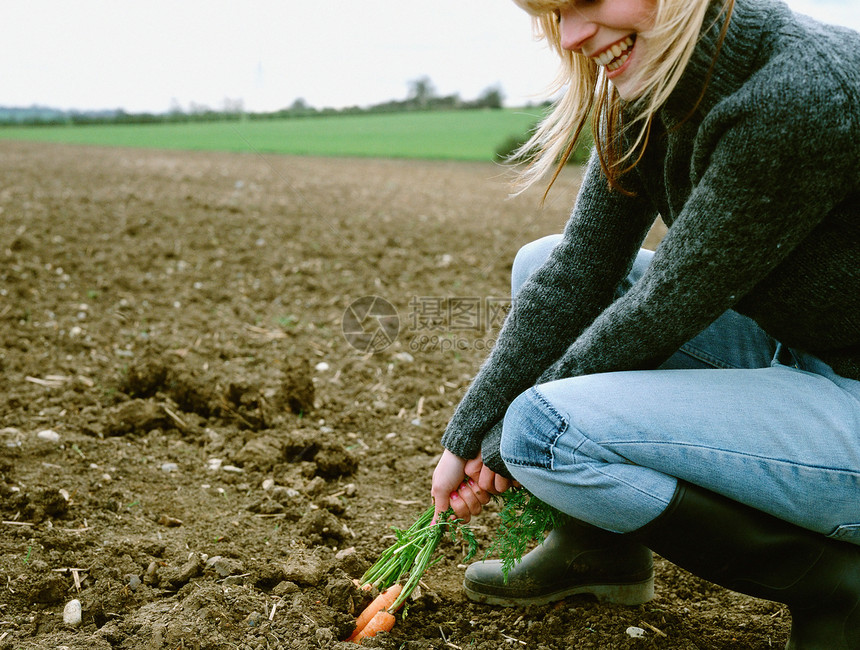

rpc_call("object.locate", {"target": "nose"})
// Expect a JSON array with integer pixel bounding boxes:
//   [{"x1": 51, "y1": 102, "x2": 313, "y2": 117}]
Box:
[{"x1": 558, "y1": 9, "x2": 598, "y2": 53}]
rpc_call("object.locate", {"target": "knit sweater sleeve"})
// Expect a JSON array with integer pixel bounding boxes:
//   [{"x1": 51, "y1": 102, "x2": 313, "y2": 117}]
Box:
[
  {"x1": 443, "y1": 47, "x2": 858, "y2": 469},
  {"x1": 440, "y1": 152, "x2": 658, "y2": 462},
  {"x1": 548, "y1": 71, "x2": 859, "y2": 383}
]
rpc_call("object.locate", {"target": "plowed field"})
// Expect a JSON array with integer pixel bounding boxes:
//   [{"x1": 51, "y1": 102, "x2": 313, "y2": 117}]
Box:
[{"x1": 0, "y1": 141, "x2": 788, "y2": 649}]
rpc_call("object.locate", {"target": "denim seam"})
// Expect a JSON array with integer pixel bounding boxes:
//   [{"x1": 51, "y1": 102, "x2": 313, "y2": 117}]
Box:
[
  {"x1": 677, "y1": 342, "x2": 738, "y2": 370},
  {"x1": 532, "y1": 388, "x2": 570, "y2": 471},
  {"x1": 529, "y1": 387, "x2": 569, "y2": 430},
  {"x1": 502, "y1": 388, "x2": 569, "y2": 470}
]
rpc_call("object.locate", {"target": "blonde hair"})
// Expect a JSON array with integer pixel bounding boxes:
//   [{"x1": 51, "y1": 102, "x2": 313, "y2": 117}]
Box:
[{"x1": 511, "y1": 0, "x2": 734, "y2": 198}]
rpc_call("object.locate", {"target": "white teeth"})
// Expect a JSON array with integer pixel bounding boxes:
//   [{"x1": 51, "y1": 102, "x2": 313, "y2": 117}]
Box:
[
  {"x1": 606, "y1": 53, "x2": 629, "y2": 71},
  {"x1": 595, "y1": 36, "x2": 635, "y2": 70}
]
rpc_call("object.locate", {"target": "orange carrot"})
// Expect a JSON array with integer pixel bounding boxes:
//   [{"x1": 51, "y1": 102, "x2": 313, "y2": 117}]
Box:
[
  {"x1": 351, "y1": 610, "x2": 395, "y2": 643},
  {"x1": 346, "y1": 583, "x2": 402, "y2": 641}
]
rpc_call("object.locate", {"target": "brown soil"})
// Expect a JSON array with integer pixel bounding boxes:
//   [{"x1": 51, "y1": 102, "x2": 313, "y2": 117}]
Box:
[{"x1": 0, "y1": 141, "x2": 788, "y2": 649}]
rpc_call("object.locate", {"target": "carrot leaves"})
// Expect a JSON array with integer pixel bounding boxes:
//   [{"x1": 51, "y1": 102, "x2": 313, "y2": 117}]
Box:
[
  {"x1": 487, "y1": 488, "x2": 570, "y2": 581},
  {"x1": 359, "y1": 489, "x2": 567, "y2": 612},
  {"x1": 358, "y1": 505, "x2": 477, "y2": 613}
]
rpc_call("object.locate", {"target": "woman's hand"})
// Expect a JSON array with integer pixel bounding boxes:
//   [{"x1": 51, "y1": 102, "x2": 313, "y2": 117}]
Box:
[
  {"x1": 464, "y1": 452, "x2": 515, "y2": 495},
  {"x1": 432, "y1": 450, "x2": 515, "y2": 524},
  {"x1": 431, "y1": 449, "x2": 468, "y2": 523},
  {"x1": 449, "y1": 476, "x2": 493, "y2": 524}
]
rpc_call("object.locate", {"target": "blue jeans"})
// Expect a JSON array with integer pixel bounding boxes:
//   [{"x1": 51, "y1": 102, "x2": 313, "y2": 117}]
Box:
[{"x1": 501, "y1": 235, "x2": 860, "y2": 544}]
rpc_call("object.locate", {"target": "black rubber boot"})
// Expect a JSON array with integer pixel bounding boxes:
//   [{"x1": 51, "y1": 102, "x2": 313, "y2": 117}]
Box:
[
  {"x1": 630, "y1": 481, "x2": 860, "y2": 650},
  {"x1": 464, "y1": 518, "x2": 654, "y2": 606}
]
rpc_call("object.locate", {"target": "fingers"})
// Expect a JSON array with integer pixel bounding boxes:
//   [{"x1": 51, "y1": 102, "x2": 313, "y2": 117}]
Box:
[
  {"x1": 431, "y1": 449, "x2": 467, "y2": 523},
  {"x1": 452, "y1": 479, "x2": 492, "y2": 523},
  {"x1": 465, "y1": 479, "x2": 492, "y2": 506},
  {"x1": 463, "y1": 456, "x2": 484, "y2": 480},
  {"x1": 431, "y1": 449, "x2": 516, "y2": 523},
  {"x1": 461, "y1": 452, "x2": 514, "y2": 496},
  {"x1": 494, "y1": 474, "x2": 514, "y2": 493},
  {"x1": 448, "y1": 491, "x2": 471, "y2": 523},
  {"x1": 477, "y1": 465, "x2": 502, "y2": 494},
  {"x1": 474, "y1": 464, "x2": 516, "y2": 495},
  {"x1": 431, "y1": 490, "x2": 451, "y2": 524}
]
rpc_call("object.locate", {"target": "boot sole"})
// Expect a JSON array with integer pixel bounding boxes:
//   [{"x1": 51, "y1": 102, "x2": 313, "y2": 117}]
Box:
[{"x1": 463, "y1": 576, "x2": 655, "y2": 608}]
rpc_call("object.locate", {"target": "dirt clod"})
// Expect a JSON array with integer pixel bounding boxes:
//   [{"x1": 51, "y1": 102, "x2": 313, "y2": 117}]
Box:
[
  {"x1": 106, "y1": 399, "x2": 170, "y2": 436},
  {"x1": 278, "y1": 357, "x2": 315, "y2": 415},
  {"x1": 26, "y1": 572, "x2": 69, "y2": 604},
  {"x1": 158, "y1": 555, "x2": 203, "y2": 589},
  {"x1": 280, "y1": 551, "x2": 326, "y2": 587}
]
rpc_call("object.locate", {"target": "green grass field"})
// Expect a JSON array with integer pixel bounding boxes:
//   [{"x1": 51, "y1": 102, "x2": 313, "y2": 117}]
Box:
[{"x1": 0, "y1": 109, "x2": 545, "y2": 162}]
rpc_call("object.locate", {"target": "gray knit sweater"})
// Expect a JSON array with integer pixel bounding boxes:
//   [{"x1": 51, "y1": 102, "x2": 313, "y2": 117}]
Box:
[{"x1": 441, "y1": 0, "x2": 860, "y2": 475}]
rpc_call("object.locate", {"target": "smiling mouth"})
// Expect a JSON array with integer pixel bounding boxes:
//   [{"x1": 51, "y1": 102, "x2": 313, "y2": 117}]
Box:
[{"x1": 593, "y1": 35, "x2": 636, "y2": 71}]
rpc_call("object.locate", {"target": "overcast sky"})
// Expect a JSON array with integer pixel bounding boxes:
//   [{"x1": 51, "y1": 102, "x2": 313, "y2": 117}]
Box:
[{"x1": 3, "y1": 0, "x2": 859, "y2": 113}]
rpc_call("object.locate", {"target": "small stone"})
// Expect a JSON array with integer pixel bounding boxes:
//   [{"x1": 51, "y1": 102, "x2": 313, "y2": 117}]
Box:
[
  {"x1": 394, "y1": 352, "x2": 414, "y2": 363},
  {"x1": 314, "y1": 362, "x2": 330, "y2": 372},
  {"x1": 626, "y1": 626, "x2": 646, "y2": 639},
  {"x1": 319, "y1": 495, "x2": 346, "y2": 515},
  {"x1": 304, "y1": 476, "x2": 326, "y2": 496},
  {"x1": 207, "y1": 458, "x2": 223, "y2": 471},
  {"x1": 157, "y1": 514, "x2": 183, "y2": 527},
  {"x1": 437, "y1": 254, "x2": 453, "y2": 267},
  {"x1": 270, "y1": 486, "x2": 301, "y2": 504},
  {"x1": 160, "y1": 462, "x2": 179, "y2": 473},
  {"x1": 261, "y1": 478, "x2": 275, "y2": 491},
  {"x1": 143, "y1": 561, "x2": 159, "y2": 585},
  {"x1": 37, "y1": 429, "x2": 61, "y2": 443},
  {"x1": 63, "y1": 599, "x2": 82, "y2": 627},
  {"x1": 335, "y1": 547, "x2": 356, "y2": 561},
  {"x1": 272, "y1": 580, "x2": 299, "y2": 597},
  {"x1": 205, "y1": 556, "x2": 243, "y2": 578}
]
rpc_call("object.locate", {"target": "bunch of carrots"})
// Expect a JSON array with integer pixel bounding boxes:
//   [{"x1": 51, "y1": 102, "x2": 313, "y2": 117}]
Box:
[
  {"x1": 346, "y1": 505, "x2": 476, "y2": 643},
  {"x1": 345, "y1": 583, "x2": 401, "y2": 643},
  {"x1": 346, "y1": 490, "x2": 567, "y2": 643}
]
